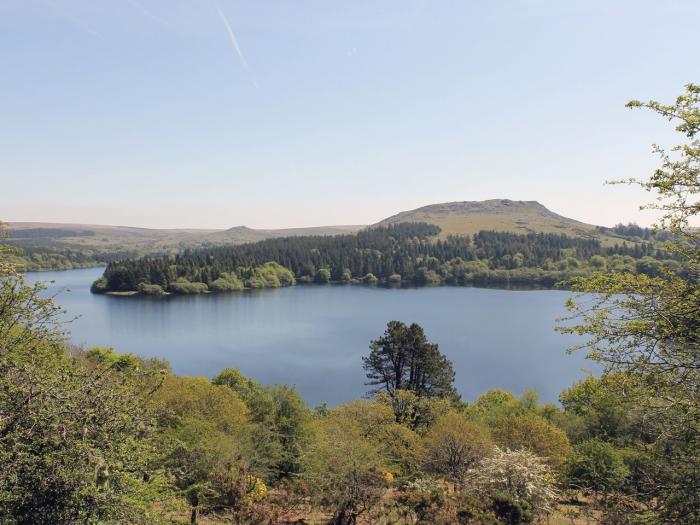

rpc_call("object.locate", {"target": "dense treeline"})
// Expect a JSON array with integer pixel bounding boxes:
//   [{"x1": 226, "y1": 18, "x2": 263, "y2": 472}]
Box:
[
  {"x1": 4, "y1": 245, "x2": 138, "y2": 271},
  {"x1": 94, "y1": 223, "x2": 666, "y2": 294},
  {"x1": 596, "y1": 222, "x2": 674, "y2": 241}
]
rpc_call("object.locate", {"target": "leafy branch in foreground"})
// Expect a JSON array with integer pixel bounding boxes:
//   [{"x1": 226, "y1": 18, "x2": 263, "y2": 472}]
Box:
[{"x1": 560, "y1": 83, "x2": 700, "y2": 523}]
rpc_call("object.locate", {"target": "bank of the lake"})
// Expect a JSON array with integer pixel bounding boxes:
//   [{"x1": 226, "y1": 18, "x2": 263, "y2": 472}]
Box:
[{"x1": 26, "y1": 267, "x2": 597, "y2": 407}]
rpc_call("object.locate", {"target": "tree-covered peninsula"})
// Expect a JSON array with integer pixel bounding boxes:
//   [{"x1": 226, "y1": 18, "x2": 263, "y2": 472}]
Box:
[{"x1": 91, "y1": 222, "x2": 668, "y2": 295}]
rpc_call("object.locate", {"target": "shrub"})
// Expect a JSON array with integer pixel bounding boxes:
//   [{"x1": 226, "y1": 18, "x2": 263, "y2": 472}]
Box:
[
  {"x1": 415, "y1": 267, "x2": 442, "y2": 285},
  {"x1": 209, "y1": 272, "x2": 244, "y2": 292},
  {"x1": 565, "y1": 439, "x2": 629, "y2": 491},
  {"x1": 137, "y1": 282, "x2": 166, "y2": 296},
  {"x1": 302, "y1": 404, "x2": 388, "y2": 524},
  {"x1": 422, "y1": 413, "x2": 493, "y2": 482},
  {"x1": 90, "y1": 277, "x2": 108, "y2": 293},
  {"x1": 362, "y1": 273, "x2": 379, "y2": 284},
  {"x1": 246, "y1": 262, "x2": 296, "y2": 288},
  {"x1": 168, "y1": 279, "x2": 208, "y2": 294},
  {"x1": 314, "y1": 268, "x2": 331, "y2": 284},
  {"x1": 493, "y1": 414, "x2": 571, "y2": 467},
  {"x1": 470, "y1": 448, "x2": 558, "y2": 519}
]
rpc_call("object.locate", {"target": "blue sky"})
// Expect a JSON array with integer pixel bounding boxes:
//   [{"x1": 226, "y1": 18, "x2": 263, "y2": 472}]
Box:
[{"x1": 1, "y1": 0, "x2": 698, "y2": 229}]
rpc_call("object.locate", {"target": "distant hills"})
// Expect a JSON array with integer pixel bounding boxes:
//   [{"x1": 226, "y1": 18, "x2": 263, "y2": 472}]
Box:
[
  {"x1": 5, "y1": 222, "x2": 365, "y2": 252},
  {"x1": 377, "y1": 199, "x2": 596, "y2": 236},
  {"x1": 205, "y1": 225, "x2": 365, "y2": 244},
  {"x1": 5, "y1": 200, "x2": 645, "y2": 271}
]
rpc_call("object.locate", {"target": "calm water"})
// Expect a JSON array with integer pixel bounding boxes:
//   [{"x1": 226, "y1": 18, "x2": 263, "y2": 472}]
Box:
[{"x1": 25, "y1": 268, "x2": 596, "y2": 407}]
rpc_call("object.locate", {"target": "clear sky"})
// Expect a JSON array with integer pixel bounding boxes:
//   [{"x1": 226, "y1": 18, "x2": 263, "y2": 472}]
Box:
[{"x1": 1, "y1": 1, "x2": 698, "y2": 229}]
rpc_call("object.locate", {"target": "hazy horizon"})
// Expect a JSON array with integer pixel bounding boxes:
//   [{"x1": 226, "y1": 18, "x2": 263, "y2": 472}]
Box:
[
  {"x1": 2, "y1": 1, "x2": 699, "y2": 229},
  {"x1": 1, "y1": 198, "x2": 651, "y2": 231}
]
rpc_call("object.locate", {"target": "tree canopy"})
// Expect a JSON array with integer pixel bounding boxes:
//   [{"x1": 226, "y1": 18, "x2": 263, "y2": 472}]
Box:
[{"x1": 363, "y1": 321, "x2": 458, "y2": 401}]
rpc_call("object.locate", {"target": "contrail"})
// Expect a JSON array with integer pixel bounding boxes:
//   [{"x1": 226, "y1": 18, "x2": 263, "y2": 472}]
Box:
[
  {"x1": 215, "y1": 4, "x2": 250, "y2": 72},
  {"x1": 124, "y1": 0, "x2": 173, "y2": 29}
]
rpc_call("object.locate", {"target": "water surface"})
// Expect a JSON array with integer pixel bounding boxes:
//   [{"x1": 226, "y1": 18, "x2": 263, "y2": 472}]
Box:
[{"x1": 26, "y1": 268, "x2": 596, "y2": 406}]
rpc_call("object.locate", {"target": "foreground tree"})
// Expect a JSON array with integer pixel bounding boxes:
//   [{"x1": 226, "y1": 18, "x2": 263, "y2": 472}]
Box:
[
  {"x1": 560, "y1": 83, "x2": 700, "y2": 523},
  {"x1": 422, "y1": 413, "x2": 493, "y2": 482},
  {"x1": 302, "y1": 404, "x2": 389, "y2": 525},
  {"x1": 0, "y1": 244, "x2": 167, "y2": 524},
  {"x1": 363, "y1": 321, "x2": 457, "y2": 400}
]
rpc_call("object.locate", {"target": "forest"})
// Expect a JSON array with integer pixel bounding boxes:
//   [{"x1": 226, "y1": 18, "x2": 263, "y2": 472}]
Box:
[{"x1": 92, "y1": 223, "x2": 668, "y2": 295}]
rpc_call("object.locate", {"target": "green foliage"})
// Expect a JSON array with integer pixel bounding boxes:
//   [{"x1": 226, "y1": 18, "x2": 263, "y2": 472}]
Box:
[
  {"x1": 168, "y1": 278, "x2": 208, "y2": 295},
  {"x1": 0, "y1": 273, "x2": 167, "y2": 524},
  {"x1": 362, "y1": 272, "x2": 379, "y2": 284},
  {"x1": 138, "y1": 282, "x2": 166, "y2": 296},
  {"x1": 363, "y1": 321, "x2": 458, "y2": 400},
  {"x1": 489, "y1": 493, "x2": 534, "y2": 525},
  {"x1": 560, "y1": 84, "x2": 700, "y2": 523},
  {"x1": 90, "y1": 276, "x2": 109, "y2": 293},
  {"x1": 492, "y1": 414, "x2": 571, "y2": 467},
  {"x1": 269, "y1": 385, "x2": 312, "y2": 479},
  {"x1": 302, "y1": 403, "x2": 389, "y2": 524},
  {"x1": 422, "y1": 413, "x2": 493, "y2": 482},
  {"x1": 212, "y1": 370, "x2": 312, "y2": 482},
  {"x1": 375, "y1": 389, "x2": 453, "y2": 430},
  {"x1": 208, "y1": 272, "x2": 244, "y2": 292},
  {"x1": 565, "y1": 439, "x2": 629, "y2": 491},
  {"x1": 313, "y1": 268, "x2": 331, "y2": 283},
  {"x1": 245, "y1": 261, "x2": 296, "y2": 289},
  {"x1": 212, "y1": 368, "x2": 275, "y2": 424},
  {"x1": 152, "y1": 375, "x2": 255, "y2": 519},
  {"x1": 559, "y1": 375, "x2": 634, "y2": 442}
]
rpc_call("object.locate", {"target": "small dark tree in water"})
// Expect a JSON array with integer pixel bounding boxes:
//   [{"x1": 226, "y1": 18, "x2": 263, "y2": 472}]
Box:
[{"x1": 363, "y1": 321, "x2": 457, "y2": 400}]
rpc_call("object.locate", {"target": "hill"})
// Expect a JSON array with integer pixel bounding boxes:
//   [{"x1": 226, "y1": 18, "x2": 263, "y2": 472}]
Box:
[
  {"x1": 6, "y1": 222, "x2": 364, "y2": 249},
  {"x1": 375, "y1": 199, "x2": 598, "y2": 237},
  {"x1": 205, "y1": 225, "x2": 364, "y2": 244}
]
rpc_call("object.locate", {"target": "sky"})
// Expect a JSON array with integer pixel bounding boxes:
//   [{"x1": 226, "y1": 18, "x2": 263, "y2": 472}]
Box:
[{"x1": 1, "y1": 0, "x2": 699, "y2": 230}]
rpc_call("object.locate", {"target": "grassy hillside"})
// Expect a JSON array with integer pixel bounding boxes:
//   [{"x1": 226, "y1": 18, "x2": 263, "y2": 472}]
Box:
[
  {"x1": 374, "y1": 199, "x2": 635, "y2": 247},
  {"x1": 375, "y1": 200, "x2": 595, "y2": 236}
]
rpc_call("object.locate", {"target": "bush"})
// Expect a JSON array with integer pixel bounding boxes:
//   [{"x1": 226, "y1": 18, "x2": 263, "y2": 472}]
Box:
[
  {"x1": 246, "y1": 262, "x2": 296, "y2": 288},
  {"x1": 493, "y1": 414, "x2": 571, "y2": 467},
  {"x1": 313, "y1": 268, "x2": 331, "y2": 284},
  {"x1": 168, "y1": 279, "x2": 208, "y2": 294},
  {"x1": 137, "y1": 282, "x2": 166, "y2": 296},
  {"x1": 470, "y1": 448, "x2": 558, "y2": 520},
  {"x1": 565, "y1": 439, "x2": 629, "y2": 491},
  {"x1": 422, "y1": 413, "x2": 493, "y2": 482},
  {"x1": 388, "y1": 273, "x2": 402, "y2": 283},
  {"x1": 209, "y1": 272, "x2": 244, "y2": 292},
  {"x1": 415, "y1": 267, "x2": 442, "y2": 285},
  {"x1": 302, "y1": 403, "x2": 388, "y2": 524},
  {"x1": 90, "y1": 277, "x2": 108, "y2": 293},
  {"x1": 490, "y1": 493, "x2": 534, "y2": 525},
  {"x1": 362, "y1": 273, "x2": 379, "y2": 284}
]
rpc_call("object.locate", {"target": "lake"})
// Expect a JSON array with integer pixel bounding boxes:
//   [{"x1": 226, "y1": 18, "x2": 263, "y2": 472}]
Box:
[{"x1": 25, "y1": 267, "x2": 596, "y2": 407}]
